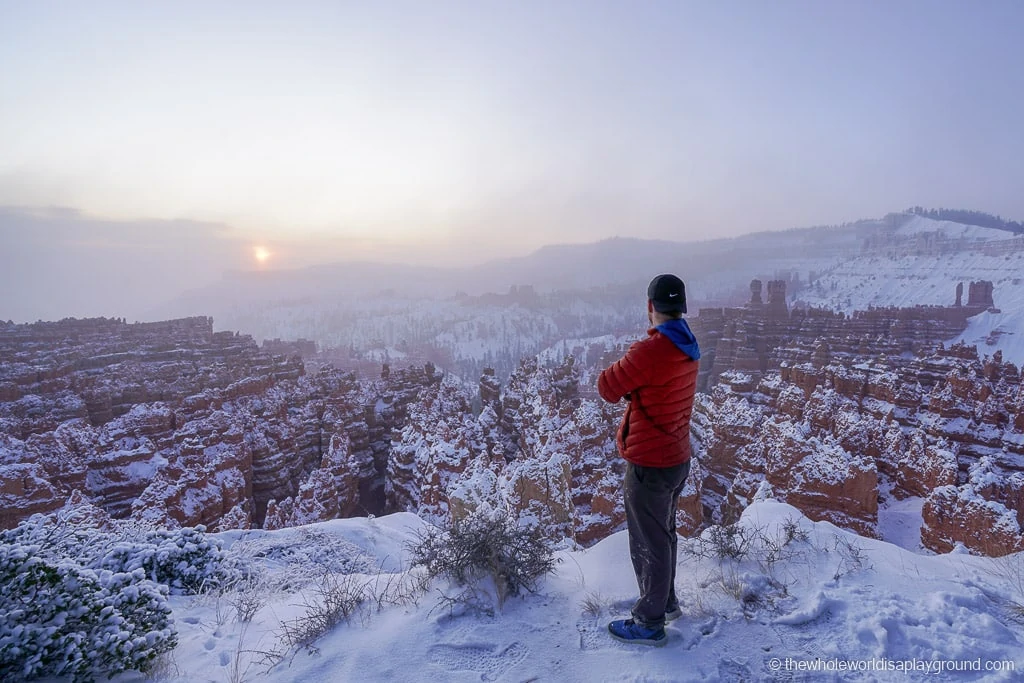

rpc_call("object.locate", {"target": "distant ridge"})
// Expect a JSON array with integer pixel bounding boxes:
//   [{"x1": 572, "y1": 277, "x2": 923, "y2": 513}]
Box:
[
  {"x1": 154, "y1": 211, "x2": 1009, "y2": 320},
  {"x1": 907, "y1": 206, "x2": 1023, "y2": 234}
]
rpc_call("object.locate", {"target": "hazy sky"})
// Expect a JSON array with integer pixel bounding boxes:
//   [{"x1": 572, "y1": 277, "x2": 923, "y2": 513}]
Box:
[{"x1": 2, "y1": 0, "x2": 1023, "y2": 287}]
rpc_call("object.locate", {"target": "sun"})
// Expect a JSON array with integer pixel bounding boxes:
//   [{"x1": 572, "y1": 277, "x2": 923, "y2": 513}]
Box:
[{"x1": 253, "y1": 246, "x2": 271, "y2": 264}]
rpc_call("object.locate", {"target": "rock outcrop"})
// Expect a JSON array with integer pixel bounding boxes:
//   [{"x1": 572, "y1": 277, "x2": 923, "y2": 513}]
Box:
[
  {"x1": 385, "y1": 357, "x2": 627, "y2": 546},
  {"x1": 264, "y1": 433, "x2": 360, "y2": 530},
  {"x1": 689, "y1": 280, "x2": 989, "y2": 393},
  {"x1": 692, "y1": 341, "x2": 1023, "y2": 553},
  {"x1": 0, "y1": 317, "x2": 437, "y2": 531}
]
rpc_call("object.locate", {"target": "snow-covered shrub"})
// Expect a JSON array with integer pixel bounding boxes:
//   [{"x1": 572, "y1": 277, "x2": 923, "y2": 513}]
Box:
[
  {"x1": 830, "y1": 535, "x2": 871, "y2": 580},
  {"x1": 986, "y1": 552, "x2": 1024, "y2": 621},
  {"x1": 0, "y1": 511, "x2": 239, "y2": 680},
  {"x1": 0, "y1": 509, "x2": 98, "y2": 566},
  {"x1": 409, "y1": 507, "x2": 557, "y2": 609},
  {"x1": 0, "y1": 543, "x2": 176, "y2": 681},
  {"x1": 92, "y1": 527, "x2": 237, "y2": 594},
  {"x1": 228, "y1": 573, "x2": 267, "y2": 623},
  {"x1": 3, "y1": 514, "x2": 239, "y2": 595}
]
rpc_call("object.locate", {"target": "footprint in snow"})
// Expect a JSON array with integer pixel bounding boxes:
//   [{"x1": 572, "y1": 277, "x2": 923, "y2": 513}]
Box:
[
  {"x1": 673, "y1": 625, "x2": 703, "y2": 651},
  {"x1": 717, "y1": 658, "x2": 754, "y2": 682},
  {"x1": 427, "y1": 641, "x2": 528, "y2": 681},
  {"x1": 576, "y1": 618, "x2": 609, "y2": 651}
]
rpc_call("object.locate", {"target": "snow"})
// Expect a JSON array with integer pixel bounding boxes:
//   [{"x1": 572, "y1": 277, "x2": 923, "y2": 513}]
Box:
[
  {"x1": 877, "y1": 494, "x2": 926, "y2": 552},
  {"x1": 795, "y1": 217, "x2": 1024, "y2": 365},
  {"x1": 893, "y1": 215, "x2": 1010, "y2": 242},
  {"x1": 8, "y1": 212, "x2": 1024, "y2": 679},
  {"x1": 956, "y1": 299, "x2": 1024, "y2": 366},
  {"x1": 95, "y1": 502, "x2": 1023, "y2": 683},
  {"x1": 124, "y1": 456, "x2": 162, "y2": 482}
]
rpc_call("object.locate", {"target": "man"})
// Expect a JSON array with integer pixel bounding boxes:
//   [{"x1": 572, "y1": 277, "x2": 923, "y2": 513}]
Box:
[{"x1": 597, "y1": 273, "x2": 700, "y2": 646}]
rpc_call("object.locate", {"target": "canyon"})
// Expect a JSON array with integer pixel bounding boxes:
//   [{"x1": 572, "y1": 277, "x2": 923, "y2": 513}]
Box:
[{"x1": 1, "y1": 277, "x2": 1021, "y2": 556}]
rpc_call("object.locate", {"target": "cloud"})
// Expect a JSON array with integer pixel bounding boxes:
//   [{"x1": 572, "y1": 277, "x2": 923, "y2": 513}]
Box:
[{"x1": 0, "y1": 206, "x2": 246, "y2": 322}]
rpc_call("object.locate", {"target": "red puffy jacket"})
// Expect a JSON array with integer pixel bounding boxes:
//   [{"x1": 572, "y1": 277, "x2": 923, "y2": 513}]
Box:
[{"x1": 597, "y1": 328, "x2": 699, "y2": 467}]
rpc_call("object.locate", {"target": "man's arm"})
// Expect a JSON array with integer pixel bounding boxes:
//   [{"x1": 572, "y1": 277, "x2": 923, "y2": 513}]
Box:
[{"x1": 597, "y1": 341, "x2": 651, "y2": 403}]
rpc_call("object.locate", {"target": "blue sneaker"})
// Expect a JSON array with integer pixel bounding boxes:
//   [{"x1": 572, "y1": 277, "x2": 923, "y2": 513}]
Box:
[
  {"x1": 665, "y1": 606, "x2": 683, "y2": 622},
  {"x1": 608, "y1": 619, "x2": 667, "y2": 646}
]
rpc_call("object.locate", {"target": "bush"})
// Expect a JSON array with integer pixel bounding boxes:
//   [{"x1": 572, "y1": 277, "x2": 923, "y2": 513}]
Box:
[
  {"x1": 0, "y1": 511, "x2": 239, "y2": 680},
  {"x1": 986, "y1": 553, "x2": 1024, "y2": 622},
  {"x1": 3, "y1": 514, "x2": 238, "y2": 595},
  {"x1": 92, "y1": 527, "x2": 237, "y2": 594},
  {"x1": 409, "y1": 508, "x2": 558, "y2": 610},
  {"x1": 277, "y1": 572, "x2": 369, "y2": 656},
  {"x1": 0, "y1": 544, "x2": 176, "y2": 681},
  {"x1": 694, "y1": 523, "x2": 758, "y2": 560}
]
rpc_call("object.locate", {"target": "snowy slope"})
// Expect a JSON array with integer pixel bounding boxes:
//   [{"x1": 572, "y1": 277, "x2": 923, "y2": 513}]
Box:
[
  {"x1": 956, "y1": 303, "x2": 1024, "y2": 368},
  {"x1": 796, "y1": 217, "x2": 1024, "y2": 365},
  {"x1": 105, "y1": 501, "x2": 1023, "y2": 683},
  {"x1": 893, "y1": 216, "x2": 1012, "y2": 242}
]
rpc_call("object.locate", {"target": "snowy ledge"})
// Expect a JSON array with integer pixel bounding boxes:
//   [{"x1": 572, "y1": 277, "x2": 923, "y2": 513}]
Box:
[{"x1": 96, "y1": 501, "x2": 1024, "y2": 683}]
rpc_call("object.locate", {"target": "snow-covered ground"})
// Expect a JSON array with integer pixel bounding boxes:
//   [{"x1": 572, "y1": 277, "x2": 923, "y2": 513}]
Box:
[
  {"x1": 956, "y1": 303, "x2": 1024, "y2": 368},
  {"x1": 104, "y1": 501, "x2": 1023, "y2": 683},
  {"x1": 877, "y1": 488, "x2": 927, "y2": 553},
  {"x1": 893, "y1": 216, "x2": 1011, "y2": 242}
]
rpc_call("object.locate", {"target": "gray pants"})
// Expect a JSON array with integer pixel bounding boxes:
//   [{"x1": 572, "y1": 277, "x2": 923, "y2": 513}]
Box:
[{"x1": 624, "y1": 460, "x2": 691, "y2": 628}]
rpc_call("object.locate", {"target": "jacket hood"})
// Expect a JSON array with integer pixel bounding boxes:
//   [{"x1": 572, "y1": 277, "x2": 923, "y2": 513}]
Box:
[{"x1": 656, "y1": 318, "x2": 701, "y2": 360}]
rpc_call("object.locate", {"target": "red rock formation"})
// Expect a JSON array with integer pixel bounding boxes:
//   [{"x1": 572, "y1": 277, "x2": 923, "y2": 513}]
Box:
[
  {"x1": 675, "y1": 455, "x2": 705, "y2": 536},
  {"x1": 386, "y1": 358, "x2": 625, "y2": 546},
  {"x1": 690, "y1": 281, "x2": 985, "y2": 392},
  {"x1": 691, "y1": 327, "x2": 1023, "y2": 555},
  {"x1": 262, "y1": 433, "x2": 360, "y2": 529},
  {"x1": 4, "y1": 287, "x2": 1020, "y2": 556},
  {"x1": 503, "y1": 454, "x2": 576, "y2": 542},
  {"x1": 0, "y1": 317, "x2": 438, "y2": 532},
  {"x1": 762, "y1": 418, "x2": 878, "y2": 536},
  {"x1": 921, "y1": 485, "x2": 1023, "y2": 556},
  {"x1": 0, "y1": 461, "x2": 62, "y2": 528},
  {"x1": 214, "y1": 503, "x2": 252, "y2": 532},
  {"x1": 565, "y1": 401, "x2": 625, "y2": 545},
  {"x1": 386, "y1": 376, "x2": 482, "y2": 521},
  {"x1": 696, "y1": 388, "x2": 764, "y2": 520},
  {"x1": 129, "y1": 410, "x2": 253, "y2": 529},
  {"x1": 877, "y1": 429, "x2": 958, "y2": 499}
]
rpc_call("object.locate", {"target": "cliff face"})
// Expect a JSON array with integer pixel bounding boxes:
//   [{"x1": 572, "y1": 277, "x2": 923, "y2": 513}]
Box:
[
  {"x1": 689, "y1": 279, "x2": 990, "y2": 393},
  {"x1": 0, "y1": 317, "x2": 437, "y2": 531},
  {"x1": 693, "y1": 341, "x2": 1023, "y2": 555}
]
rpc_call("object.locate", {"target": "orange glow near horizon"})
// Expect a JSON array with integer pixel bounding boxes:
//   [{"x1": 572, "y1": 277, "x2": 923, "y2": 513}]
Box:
[{"x1": 253, "y1": 246, "x2": 271, "y2": 264}]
